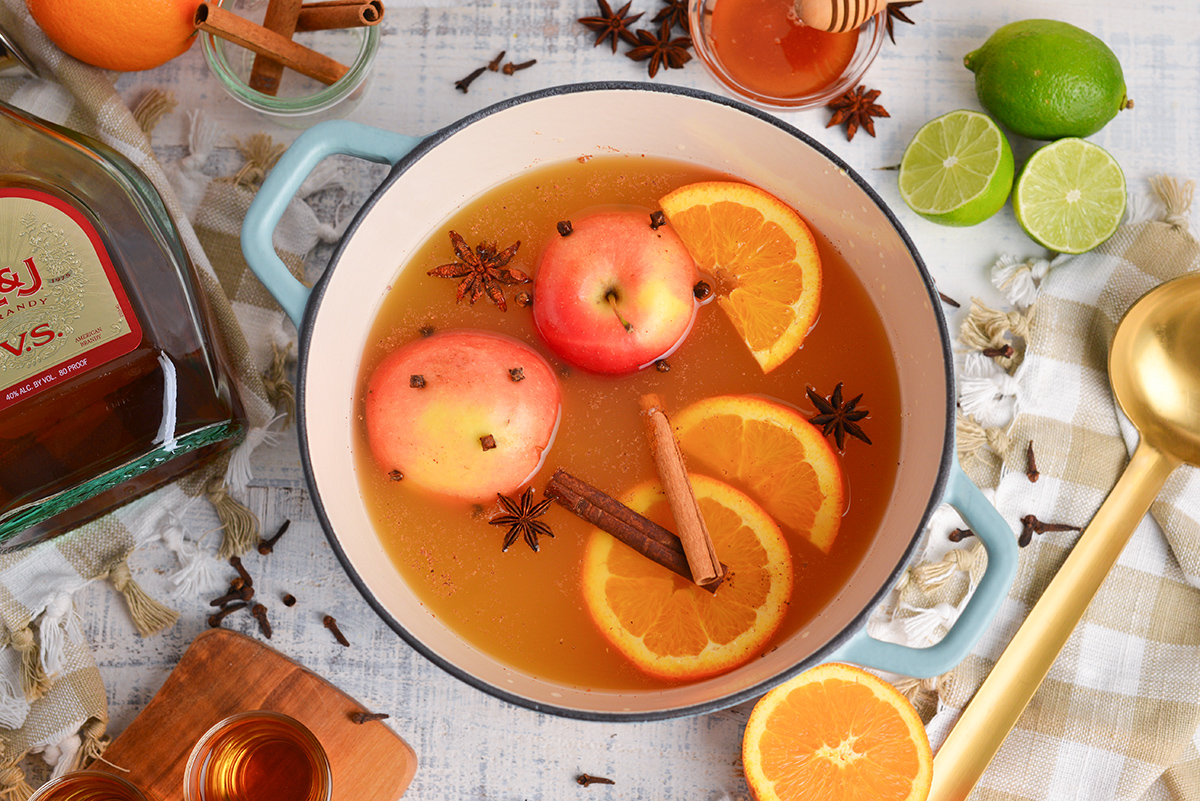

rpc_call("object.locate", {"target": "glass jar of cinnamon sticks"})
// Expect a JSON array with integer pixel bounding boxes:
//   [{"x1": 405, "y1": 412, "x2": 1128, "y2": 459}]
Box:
[{"x1": 197, "y1": 0, "x2": 382, "y2": 126}]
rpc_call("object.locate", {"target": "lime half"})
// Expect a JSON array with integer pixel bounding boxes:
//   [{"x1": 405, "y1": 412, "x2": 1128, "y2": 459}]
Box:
[
  {"x1": 898, "y1": 109, "x2": 1014, "y2": 227},
  {"x1": 1013, "y1": 138, "x2": 1126, "y2": 254}
]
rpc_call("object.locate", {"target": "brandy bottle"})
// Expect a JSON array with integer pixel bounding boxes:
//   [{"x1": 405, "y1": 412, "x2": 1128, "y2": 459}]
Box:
[{"x1": 0, "y1": 99, "x2": 246, "y2": 550}]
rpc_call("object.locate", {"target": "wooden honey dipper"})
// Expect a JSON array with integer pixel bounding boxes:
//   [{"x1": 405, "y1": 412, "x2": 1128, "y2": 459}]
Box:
[{"x1": 793, "y1": 0, "x2": 888, "y2": 32}]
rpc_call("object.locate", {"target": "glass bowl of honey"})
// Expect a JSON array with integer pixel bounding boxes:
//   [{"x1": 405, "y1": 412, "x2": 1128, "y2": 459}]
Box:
[{"x1": 688, "y1": 0, "x2": 885, "y2": 110}]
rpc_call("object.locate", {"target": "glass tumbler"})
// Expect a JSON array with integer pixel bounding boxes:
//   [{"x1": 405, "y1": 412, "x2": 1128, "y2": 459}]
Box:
[{"x1": 184, "y1": 711, "x2": 332, "y2": 801}]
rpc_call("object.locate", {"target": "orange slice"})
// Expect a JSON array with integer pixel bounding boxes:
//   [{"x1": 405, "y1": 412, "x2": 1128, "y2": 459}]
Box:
[
  {"x1": 659, "y1": 181, "x2": 822, "y2": 373},
  {"x1": 672, "y1": 395, "x2": 844, "y2": 553},
  {"x1": 581, "y1": 474, "x2": 793, "y2": 681},
  {"x1": 742, "y1": 662, "x2": 933, "y2": 801}
]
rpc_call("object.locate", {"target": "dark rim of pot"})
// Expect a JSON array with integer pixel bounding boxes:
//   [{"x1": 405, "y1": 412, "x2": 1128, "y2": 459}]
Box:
[{"x1": 294, "y1": 80, "x2": 955, "y2": 722}]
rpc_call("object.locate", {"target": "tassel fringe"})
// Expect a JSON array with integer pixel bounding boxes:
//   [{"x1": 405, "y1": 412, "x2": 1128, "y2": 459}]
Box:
[
  {"x1": 912, "y1": 543, "x2": 984, "y2": 592},
  {"x1": 1150, "y1": 175, "x2": 1195, "y2": 230},
  {"x1": 0, "y1": 764, "x2": 32, "y2": 801},
  {"x1": 8, "y1": 627, "x2": 48, "y2": 702},
  {"x1": 959, "y1": 299, "x2": 1032, "y2": 366},
  {"x1": 263, "y1": 341, "x2": 296, "y2": 428},
  {"x1": 224, "y1": 418, "x2": 283, "y2": 493},
  {"x1": 894, "y1": 675, "x2": 940, "y2": 707},
  {"x1": 104, "y1": 560, "x2": 180, "y2": 637},
  {"x1": 991, "y1": 254, "x2": 1051, "y2": 309},
  {"x1": 230, "y1": 134, "x2": 286, "y2": 187},
  {"x1": 956, "y1": 414, "x2": 1010, "y2": 465},
  {"x1": 37, "y1": 593, "x2": 74, "y2": 680},
  {"x1": 131, "y1": 89, "x2": 177, "y2": 136},
  {"x1": 206, "y1": 478, "x2": 260, "y2": 559},
  {"x1": 77, "y1": 717, "x2": 110, "y2": 768}
]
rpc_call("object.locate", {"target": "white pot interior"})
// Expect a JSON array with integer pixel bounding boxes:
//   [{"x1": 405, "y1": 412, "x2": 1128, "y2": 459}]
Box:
[{"x1": 300, "y1": 85, "x2": 950, "y2": 717}]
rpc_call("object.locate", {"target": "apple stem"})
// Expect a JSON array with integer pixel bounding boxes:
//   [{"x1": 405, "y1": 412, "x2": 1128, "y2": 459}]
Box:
[{"x1": 606, "y1": 290, "x2": 633, "y2": 333}]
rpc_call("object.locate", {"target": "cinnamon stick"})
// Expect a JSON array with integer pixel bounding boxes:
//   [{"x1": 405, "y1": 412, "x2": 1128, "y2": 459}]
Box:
[
  {"x1": 194, "y1": 3, "x2": 350, "y2": 87},
  {"x1": 639, "y1": 394, "x2": 722, "y2": 586},
  {"x1": 544, "y1": 469, "x2": 724, "y2": 594},
  {"x1": 296, "y1": 0, "x2": 384, "y2": 30},
  {"x1": 249, "y1": 0, "x2": 303, "y2": 95}
]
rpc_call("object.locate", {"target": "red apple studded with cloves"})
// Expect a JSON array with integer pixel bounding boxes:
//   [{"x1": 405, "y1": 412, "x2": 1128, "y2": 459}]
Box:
[
  {"x1": 532, "y1": 210, "x2": 699, "y2": 375},
  {"x1": 365, "y1": 330, "x2": 561, "y2": 501}
]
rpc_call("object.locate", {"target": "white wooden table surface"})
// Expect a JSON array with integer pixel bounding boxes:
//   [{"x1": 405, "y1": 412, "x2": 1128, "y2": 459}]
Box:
[{"x1": 82, "y1": 1, "x2": 1200, "y2": 799}]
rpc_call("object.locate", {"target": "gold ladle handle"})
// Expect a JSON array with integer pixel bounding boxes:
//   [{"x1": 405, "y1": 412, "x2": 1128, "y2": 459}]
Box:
[{"x1": 928, "y1": 440, "x2": 1179, "y2": 801}]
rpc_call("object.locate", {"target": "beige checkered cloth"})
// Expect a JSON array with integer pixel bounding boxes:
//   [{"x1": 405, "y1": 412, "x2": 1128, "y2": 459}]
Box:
[
  {"x1": 909, "y1": 192, "x2": 1200, "y2": 800},
  {"x1": 0, "y1": 2, "x2": 324, "y2": 795}
]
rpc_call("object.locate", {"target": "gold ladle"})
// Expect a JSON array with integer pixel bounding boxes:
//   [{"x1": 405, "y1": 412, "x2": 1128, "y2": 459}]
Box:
[{"x1": 928, "y1": 272, "x2": 1200, "y2": 801}]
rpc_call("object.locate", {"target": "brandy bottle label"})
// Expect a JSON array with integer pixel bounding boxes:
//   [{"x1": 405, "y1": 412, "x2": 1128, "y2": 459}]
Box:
[{"x1": 0, "y1": 187, "x2": 142, "y2": 410}]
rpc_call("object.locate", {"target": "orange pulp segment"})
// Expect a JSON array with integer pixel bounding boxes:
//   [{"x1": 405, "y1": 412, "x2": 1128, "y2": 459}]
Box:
[
  {"x1": 659, "y1": 181, "x2": 822, "y2": 373},
  {"x1": 742, "y1": 662, "x2": 933, "y2": 801},
  {"x1": 672, "y1": 395, "x2": 844, "y2": 553},
  {"x1": 581, "y1": 474, "x2": 793, "y2": 681}
]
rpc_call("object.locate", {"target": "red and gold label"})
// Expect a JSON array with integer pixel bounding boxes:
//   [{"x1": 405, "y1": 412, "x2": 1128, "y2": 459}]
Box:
[{"x1": 0, "y1": 187, "x2": 142, "y2": 410}]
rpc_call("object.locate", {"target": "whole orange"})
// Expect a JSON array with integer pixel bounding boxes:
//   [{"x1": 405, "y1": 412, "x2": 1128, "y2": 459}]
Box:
[{"x1": 26, "y1": 0, "x2": 201, "y2": 72}]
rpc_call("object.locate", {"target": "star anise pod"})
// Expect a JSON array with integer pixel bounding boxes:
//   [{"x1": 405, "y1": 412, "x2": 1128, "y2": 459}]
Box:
[
  {"x1": 884, "y1": 0, "x2": 922, "y2": 44},
  {"x1": 579, "y1": 0, "x2": 644, "y2": 54},
  {"x1": 807, "y1": 383, "x2": 872, "y2": 450},
  {"x1": 626, "y1": 20, "x2": 692, "y2": 79},
  {"x1": 826, "y1": 85, "x2": 889, "y2": 141},
  {"x1": 427, "y1": 230, "x2": 529, "y2": 311},
  {"x1": 490, "y1": 487, "x2": 554, "y2": 552},
  {"x1": 651, "y1": 0, "x2": 689, "y2": 35}
]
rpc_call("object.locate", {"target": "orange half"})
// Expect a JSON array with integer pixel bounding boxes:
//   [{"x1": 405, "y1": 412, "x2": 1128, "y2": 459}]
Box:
[{"x1": 743, "y1": 662, "x2": 933, "y2": 801}]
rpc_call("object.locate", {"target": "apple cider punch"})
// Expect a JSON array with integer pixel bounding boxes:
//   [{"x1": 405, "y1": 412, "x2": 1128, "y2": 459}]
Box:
[{"x1": 352, "y1": 154, "x2": 901, "y2": 690}]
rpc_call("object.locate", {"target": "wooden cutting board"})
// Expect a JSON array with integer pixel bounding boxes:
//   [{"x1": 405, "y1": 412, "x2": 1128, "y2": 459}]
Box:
[{"x1": 96, "y1": 628, "x2": 417, "y2": 801}]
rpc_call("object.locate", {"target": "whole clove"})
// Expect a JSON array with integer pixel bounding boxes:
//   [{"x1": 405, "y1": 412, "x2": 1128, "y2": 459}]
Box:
[
  {"x1": 454, "y1": 66, "x2": 486, "y2": 93},
  {"x1": 654, "y1": 359, "x2": 670, "y2": 373},
  {"x1": 1018, "y1": 514, "x2": 1080, "y2": 547},
  {"x1": 649, "y1": 210, "x2": 667, "y2": 229},
  {"x1": 693, "y1": 280, "x2": 711, "y2": 300},
  {"x1": 938, "y1": 290, "x2": 961, "y2": 308},
  {"x1": 324, "y1": 615, "x2": 351, "y2": 647},
  {"x1": 487, "y1": 50, "x2": 506, "y2": 71},
  {"x1": 258, "y1": 519, "x2": 291, "y2": 555},
  {"x1": 282, "y1": 593, "x2": 297, "y2": 607},
  {"x1": 577, "y1": 774, "x2": 615, "y2": 787},
  {"x1": 230, "y1": 555, "x2": 254, "y2": 588},
  {"x1": 210, "y1": 584, "x2": 254, "y2": 607},
  {"x1": 982, "y1": 344, "x2": 1014, "y2": 359},
  {"x1": 502, "y1": 59, "x2": 537, "y2": 74},
  {"x1": 208, "y1": 602, "x2": 248, "y2": 628},
  {"x1": 557, "y1": 220, "x2": 574, "y2": 237},
  {"x1": 947, "y1": 527, "x2": 975, "y2": 542},
  {"x1": 351, "y1": 710, "x2": 390, "y2": 724},
  {"x1": 515, "y1": 290, "x2": 533, "y2": 308},
  {"x1": 251, "y1": 604, "x2": 273, "y2": 639},
  {"x1": 1026, "y1": 441, "x2": 1040, "y2": 482}
]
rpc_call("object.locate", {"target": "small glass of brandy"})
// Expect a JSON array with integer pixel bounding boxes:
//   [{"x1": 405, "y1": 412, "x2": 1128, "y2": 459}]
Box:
[
  {"x1": 184, "y1": 711, "x2": 332, "y2": 801},
  {"x1": 688, "y1": 0, "x2": 885, "y2": 110},
  {"x1": 29, "y1": 771, "x2": 158, "y2": 801}
]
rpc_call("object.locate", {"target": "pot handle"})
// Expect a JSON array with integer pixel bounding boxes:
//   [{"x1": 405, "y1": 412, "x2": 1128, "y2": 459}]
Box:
[
  {"x1": 830, "y1": 457, "x2": 1018, "y2": 679},
  {"x1": 241, "y1": 120, "x2": 421, "y2": 327}
]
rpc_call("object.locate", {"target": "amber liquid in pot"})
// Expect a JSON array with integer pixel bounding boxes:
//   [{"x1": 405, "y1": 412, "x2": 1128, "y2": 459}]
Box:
[{"x1": 352, "y1": 155, "x2": 901, "y2": 690}]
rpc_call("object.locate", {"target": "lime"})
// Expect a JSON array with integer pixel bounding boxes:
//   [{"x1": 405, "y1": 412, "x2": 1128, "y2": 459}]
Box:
[
  {"x1": 965, "y1": 19, "x2": 1132, "y2": 140},
  {"x1": 1012, "y1": 138, "x2": 1126, "y2": 254},
  {"x1": 897, "y1": 109, "x2": 1014, "y2": 227}
]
